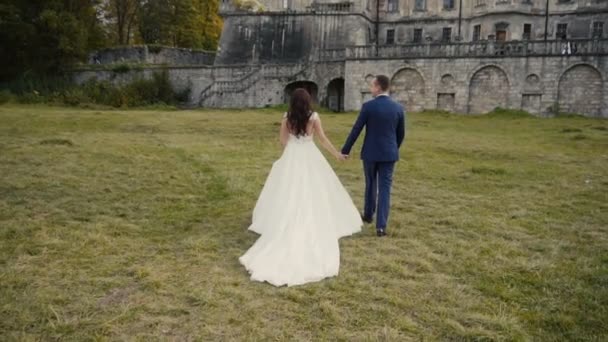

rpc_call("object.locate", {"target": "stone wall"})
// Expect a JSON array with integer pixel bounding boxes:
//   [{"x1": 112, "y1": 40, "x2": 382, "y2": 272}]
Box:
[
  {"x1": 71, "y1": 54, "x2": 607, "y2": 117},
  {"x1": 70, "y1": 66, "x2": 214, "y2": 105},
  {"x1": 378, "y1": 12, "x2": 608, "y2": 44},
  {"x1": 557, "y1": 64, "x2": 604, "y2": 115},
  {"x1": 89, "y1": 46, "x2": 216, "y2": 66},
  {"x1": 342, "y1": 55, "x2": 608, "y2": 117},
  {"x1": 223, "y1": 1, "x2": 608, "y2": 47},
  {"x1": 215, "y1": 13, "x2": 369, "y2": 65}
]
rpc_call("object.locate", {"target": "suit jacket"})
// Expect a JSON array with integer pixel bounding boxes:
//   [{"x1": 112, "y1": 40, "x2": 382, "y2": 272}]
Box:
[{"x1": 341, "y1": 95, "x2": 406, "y2": 162}]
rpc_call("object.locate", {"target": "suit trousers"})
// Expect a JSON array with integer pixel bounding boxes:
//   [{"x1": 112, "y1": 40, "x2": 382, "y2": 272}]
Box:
[{"x1": 362, "y1": 161, "x2": 395, "y2": 230}]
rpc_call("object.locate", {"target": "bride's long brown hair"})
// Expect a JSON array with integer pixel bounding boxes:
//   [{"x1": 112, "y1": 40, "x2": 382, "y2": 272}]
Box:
[{"x1": 287, "y1": 88, "x2": 313, "y2": 137}]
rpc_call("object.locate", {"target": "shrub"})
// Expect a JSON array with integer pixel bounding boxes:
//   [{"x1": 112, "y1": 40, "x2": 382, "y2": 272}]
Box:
[
  {"x1": 0, "y1": 90, "x2": 15, "y2": 104},
  {"x1": 487, "y1": 107, "x2": 532, "y2": 118},
  {"x1": 148, "y1": 44, "x2": 163, "y2": 54},
  {"x1": 152, "y1": 70, "x2": 175, "y2": 103},
  {"x1": 61, "y1": 88, "x2": 92, "y2": 106},
  {"x1": 234, "y1": 0, "x2": 265, "y2": 11},
  {"x1": 80, "y1": 79, "x2": 124, "y2": 107},
  {"x1": 4, "y1": 73, "x2": 73, "y2": 95},
  {"x1": 111, "y1": 63, "x2": 132, "y2": 74},
  {"x1": 6, "y1": 70, "x2": 180, "y2": 108},
  {"x1": 17, "y1": 91, "x2": 46, "y2": 104},
  {"x1": 120, "y1": 70, "x2": 175, "y2": 106}
]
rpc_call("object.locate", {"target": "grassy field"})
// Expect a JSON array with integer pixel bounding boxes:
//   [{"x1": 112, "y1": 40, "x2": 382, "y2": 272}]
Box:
[{"x1": 1, "y1": 104, "x2": 607, "y2": 341}]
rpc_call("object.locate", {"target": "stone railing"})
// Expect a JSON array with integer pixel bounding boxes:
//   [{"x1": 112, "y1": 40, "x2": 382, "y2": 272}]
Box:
[
  {"x1": 308, "y1": 1, "x2": 355, "y2": 13},
  {"x1": 220, "y1": 0, "x2": 355, "y2": 14},
  {"x1": 318, "y1": 48, "x2": 347, "y2": 61},
  {"x1": 200, "y1": 66, "x2": 261, "y2": 104},
  {"x1": 322, "y1": 39, "x2": 608, "y2": 60},
  {"x1": 212, "y1": 65, "x2": 259, "y2": 80},
  {"x1": 199, "y1": 63, "x2": 311, "y2": 105},
  {"x1": 261, "y1": 63, "x2": 310, "y2": 78}
]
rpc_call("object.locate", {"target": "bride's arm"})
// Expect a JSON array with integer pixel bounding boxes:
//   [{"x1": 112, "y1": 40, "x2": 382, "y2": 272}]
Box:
[
  {"x1": 313, "y1": 116, "x2": 345, "y2": 161},
  {"x1": 280, "y1": 118, "x2": 289, "y2": 147}
]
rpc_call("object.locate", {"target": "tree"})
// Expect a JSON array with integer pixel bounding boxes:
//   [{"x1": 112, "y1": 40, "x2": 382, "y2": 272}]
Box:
[
  {"x1": 198, "y1": 0, "x2": 222, "y2": 50},
  {"x1": 138, "y1": 0, "x2": 172, "y2": 45},
  {"x1": 171, "y1": 0, "x2": 200, "y2": 48},
  {"x1": 103, "y1": 0, "x2": 140, "y2": 45},
  {"x1": 137, "y1": 0, "x2": 222, "y2": 50},
  {"x1": 0, "y1": 0, "x2": 107, "y2": 81}
]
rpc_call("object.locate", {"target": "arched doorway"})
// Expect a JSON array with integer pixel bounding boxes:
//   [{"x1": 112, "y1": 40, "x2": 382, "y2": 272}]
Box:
[
  {"x1": 558, "y1": 64, "x2": 603, "y2": 116},
  {"x1": 326, "y1": 78, "x2": 345, "y2": 112},
  {"x1": 468, "y1": 66, "x2": 509, "y2": 114},
  {"x1": 284, "y1": 81, "x2": 318, "y2": 104},
  {"x1": 391, "y1": 68, "x2": 426, "y2": 112}
]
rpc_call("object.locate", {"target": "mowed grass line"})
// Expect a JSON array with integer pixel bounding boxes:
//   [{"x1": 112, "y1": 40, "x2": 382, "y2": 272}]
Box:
[{"x1": 0, "y1": 105, "x2": 606, "y2": 340}]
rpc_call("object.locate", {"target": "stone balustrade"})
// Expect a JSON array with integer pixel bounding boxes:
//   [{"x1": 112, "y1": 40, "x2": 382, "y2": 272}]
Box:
[{"x1": 335, "y1": 39, "x2": 608, "y2": 60}]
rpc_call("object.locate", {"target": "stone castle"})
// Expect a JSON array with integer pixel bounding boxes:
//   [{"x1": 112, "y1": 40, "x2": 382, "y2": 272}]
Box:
[{"x1": 77, "y1": 0, "x2": 608, "y2": 117}]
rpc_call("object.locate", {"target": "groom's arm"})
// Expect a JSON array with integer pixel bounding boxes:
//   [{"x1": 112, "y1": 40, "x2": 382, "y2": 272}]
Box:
[
  {"x1": 341, "y1": 104, "x2": 369, "y2": 155},
  {"x1": 397, "y1": 108, "x2": 405, "y2": 148}
]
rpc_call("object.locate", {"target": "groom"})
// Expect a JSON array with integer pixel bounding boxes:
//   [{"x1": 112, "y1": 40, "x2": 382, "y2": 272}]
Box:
[{"x1": 341, "y1": 75, "x2": 406, "y2": 237}]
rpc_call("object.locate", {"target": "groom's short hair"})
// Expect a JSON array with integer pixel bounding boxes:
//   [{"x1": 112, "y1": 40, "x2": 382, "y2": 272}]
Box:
[{"x1": 375, "y1": 75, "x2": 390, "y2": 91}]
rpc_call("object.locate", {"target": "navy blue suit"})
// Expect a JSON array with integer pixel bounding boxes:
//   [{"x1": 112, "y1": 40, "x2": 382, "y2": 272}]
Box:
[{"x1": 341, "y1": 95, "x2": 406, "y2": 231}]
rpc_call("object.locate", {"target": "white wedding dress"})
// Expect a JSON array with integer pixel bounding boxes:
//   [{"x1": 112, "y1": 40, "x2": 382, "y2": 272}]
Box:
[{"x1": 239, "y1": 112, "x2": 362, "y2": 287}]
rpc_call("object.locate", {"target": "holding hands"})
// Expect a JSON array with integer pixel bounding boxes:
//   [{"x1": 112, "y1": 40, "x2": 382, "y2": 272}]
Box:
[{"x1": 335, "y1": 153, "x2": 350, "y2": 162}]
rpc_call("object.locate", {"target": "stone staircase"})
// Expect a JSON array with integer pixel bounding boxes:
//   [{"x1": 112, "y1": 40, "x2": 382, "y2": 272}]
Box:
[
  {"x1": 198, "y1": 66, "x2": 262, "y2": 106},
  {"x1": 198, "y1": 64, "x2": 311, "y2": 107}
]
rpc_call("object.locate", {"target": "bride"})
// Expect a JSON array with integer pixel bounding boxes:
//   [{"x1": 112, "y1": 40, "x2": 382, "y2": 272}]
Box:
[{"x1": 239, "y1": 88, "x2": 363, "y2": 287}]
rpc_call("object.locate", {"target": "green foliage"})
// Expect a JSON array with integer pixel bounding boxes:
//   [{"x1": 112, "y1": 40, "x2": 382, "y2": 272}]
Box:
[
  {"x1": 1, "y1": 73, "x2": 73, "y2": 96},
  {"x1": 111, "y1": 63, "x2": 134, "y2": 73},
  {"x1": 147, "y1": 44, "x2": 164, "y2": 54},
  {"x1": 1, "y1": 71, "x2": 186, "y2": 108},
  {"x1": 76, "y1": 71, "x2": 182, "y2": 107},
  {"x1": 16, "y1": 92, "x2": 46, "y2": 104},
  {"x1": 486, "y1": 107, "x2": 534, "y2": 118},
  {"x1": 102, "y1": 0, "x2": 140, "y2": 45},
  {"x1": 1, "y1": 0, "x2": 221, "y2": 84},
  {"x1": 0, "y1": 0, "x2": 107, "y2": 81},
  {"x1": 0, "y1": 90, "x2": 15, "y2": 104},
  {"x1": 121, "y1": 71, "x2": 176, "y2": 106},
  {"x1": 234, "y1": 0, "x2": 266, "y2": 12},
  {"x1": 138, "y1": 0, "x2": 222, "y2": 50}
]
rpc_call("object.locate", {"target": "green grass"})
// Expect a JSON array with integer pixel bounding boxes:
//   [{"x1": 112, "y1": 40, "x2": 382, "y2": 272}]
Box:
[{"x1": 1, "y1": 104, "x2": 607, "y2": 340}]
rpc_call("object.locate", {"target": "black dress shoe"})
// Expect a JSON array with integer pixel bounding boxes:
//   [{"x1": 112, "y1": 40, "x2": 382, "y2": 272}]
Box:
[
  {"x1": 361, "y1": 213, "x2": 373, "y2": 224},
  {"x1": 376, "y1": 229, "x2": 387, "y2": 237}
]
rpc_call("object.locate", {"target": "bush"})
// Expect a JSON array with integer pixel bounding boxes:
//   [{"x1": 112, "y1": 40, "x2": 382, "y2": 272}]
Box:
[
  {"x1": 111, "y1": 63, "x2": 132, "y2": 74},
  {"x1": 6, "y1": 71, "x2": 182, "y2": 108},
  {"x1": 61, "y1": 88, "x2": 92, "y2": 106},
  {"x1": 234, "y1": 0, "x2": 265, "y2": 11},
  {"x1": 0, "y1": 90, "x2": 15, "y2": 104},
  {"x1": 486, "y1": 107, "x2": 533, "y2": 118},
  {"x1": 152, "y1": 71, "x2": 175, "y2": 103},
  {"x1": 17, "y1": 91, "x2": 46, "y2": 104},
  {"x1": 120, "y1": 70, "x2": 175, "y2": 107},
  {"x1": 4, "y1": 73, "x2": 73, "y2": 95},
  {"x1": 148, "y1": 44, "x2": 163, "y2": 54}
]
